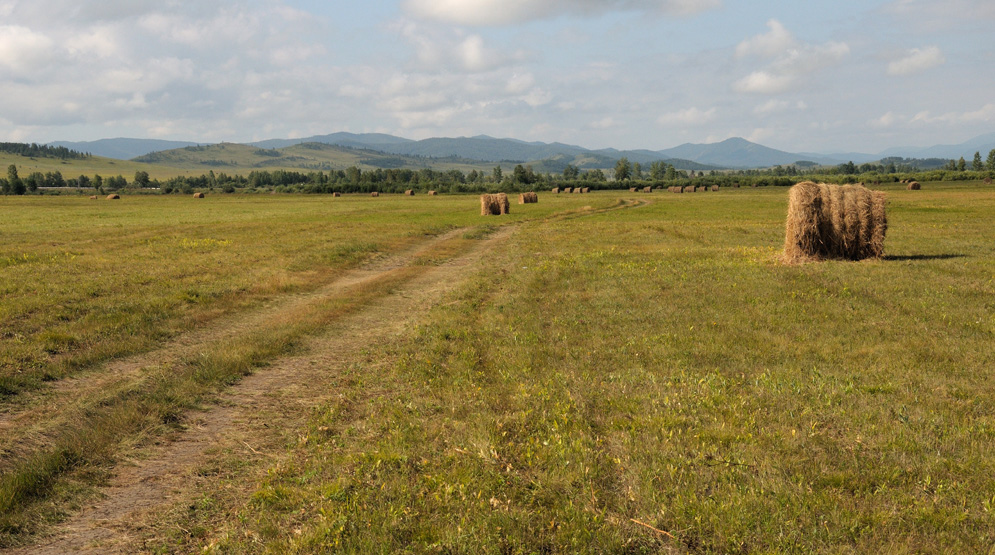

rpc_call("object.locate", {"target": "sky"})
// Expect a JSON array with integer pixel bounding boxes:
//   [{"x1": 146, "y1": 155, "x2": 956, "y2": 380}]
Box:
[{"x1": 1, "y1": 0, "x2": 993, "y2": 154}]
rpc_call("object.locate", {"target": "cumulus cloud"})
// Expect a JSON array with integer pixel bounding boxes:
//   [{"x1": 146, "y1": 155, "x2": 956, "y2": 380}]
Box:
[
  {"x1": 402, "y1": 0, "x2": 721, "y2": 26},
  {"x1": 735, "y1": 20, "x2": 794, "y2": 58},
  {"x1": 910, "y1": 104, "x2": 995, "y2": 125},
  {"x1": 733, "y1": 20, "x2": 849, "y2": 94},
  {"x1": 657, "y1": 106, "x2": 717, "y2": 125},
  {"x1": 887, "y1": 46, "x2": 944, "y2": 76}
]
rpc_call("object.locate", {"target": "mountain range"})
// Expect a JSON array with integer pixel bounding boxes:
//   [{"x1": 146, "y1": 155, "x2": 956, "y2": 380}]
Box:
[{"x1": 50, "y1": 132, "x2": 995, "y2": 170}]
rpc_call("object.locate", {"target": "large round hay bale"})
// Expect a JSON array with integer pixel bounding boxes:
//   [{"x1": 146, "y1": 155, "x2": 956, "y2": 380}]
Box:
[
  {"x1": 428, "y1": 190, "x2": 437, "y2": 196},
  {"x1": 89, "y1": 195, "x2": 97, "y2": 200},
  {"x1": 332, "y1": 192, "x2": 341, "y2": 197},
  {"x1": 518, "y1": 192, "x2": 538, "y2": 204},
  {"x1": 370, "y1": 191, "x2": 379, "y2": 197},
  {"x1": 783, "y1": 181, "x2": 887, "y2": 263},
  {"x1": 984, "y1": 177, "x2": 992, "y2": 184},
  {"x1": 106, "y1": 194, "x2": 120, "y2": 200},
  {"x1": 629, "y1": 187, "x2": 637, "y2": 192},
  {"x1": 711, "y1": 185, "x2": 719, "y2": 192},
  {"x1": 582, "y1": 187, "x2": 590, "y2": 193},
  {"x1": 906, "y1": 181, "x2": 921, "y2": 190},
  {"x1": 405, "y1": 189, "x2": 415, "y2": 196},
  {"x1": 643, "y1": 187, "x2": 652, "y2": 193},
  {"x1": 193, "y1": 192, "x2": 205, "y2": 198},
  {"x1": 552, "y1": 187, "x2": 560, "y2": 194}
]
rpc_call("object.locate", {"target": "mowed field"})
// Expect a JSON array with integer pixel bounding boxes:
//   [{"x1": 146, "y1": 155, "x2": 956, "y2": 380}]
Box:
[{"x1": 1, "y1": 184, "x2": 994, "y2": 553}]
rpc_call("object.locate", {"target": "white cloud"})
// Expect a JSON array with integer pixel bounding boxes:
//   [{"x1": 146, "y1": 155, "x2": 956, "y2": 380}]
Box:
[
  {"x1": 402, "y1": 0, "x2": 721, "y2": 26},
  {"x1": 735, "y1": 19, "x2": 794, "y2": 58},
  {"x1": 0, "y1": 25, "x2": 55, "y2": 73},
  {"x1": 870, "y1": 111, "x2": 897, "y2": 128},
  {"x1": 887, "y1": 46, "x2": 944, "y2": 76},
  {"x1": 909, "y1": 104, "x2": 995, "y2": 125},
  {"x1": 657, "y1": 106, "x2": 717, "y2": 125},
  {"x1": 733, "y1": 20, "x2": 849, "y2": 95},
  {"x1": 733, "y1": 71, "x2": 793, "y2": 94},
  {"x1": 754, "y1": 99, "x2": 807, "y2": 115}
]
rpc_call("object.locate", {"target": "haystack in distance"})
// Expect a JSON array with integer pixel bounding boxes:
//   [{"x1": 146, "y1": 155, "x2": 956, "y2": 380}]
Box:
[
  {"x1": 783, "y1": 181, "x2": 887, "y2": 263},
  {"x1": 480, "y1": 193, "x2": 510, "y2": 215}
]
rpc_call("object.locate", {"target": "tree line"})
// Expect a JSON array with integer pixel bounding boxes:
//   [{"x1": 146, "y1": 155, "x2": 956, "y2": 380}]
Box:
[
  {"x1": 4, "y1": 148, "x2": 995, "y2": 196},
  {"x1": 0, "y1": 142, "x2": 89, "y2": 160}
]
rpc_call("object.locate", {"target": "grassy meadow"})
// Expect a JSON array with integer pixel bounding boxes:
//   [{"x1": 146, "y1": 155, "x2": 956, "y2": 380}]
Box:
[{"x1": 3, "y1": 183, "x2": 995, "y2": 552}]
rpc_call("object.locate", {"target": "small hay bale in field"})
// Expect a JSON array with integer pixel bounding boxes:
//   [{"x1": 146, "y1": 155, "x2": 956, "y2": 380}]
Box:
[
  {"x1": 405, "y1": 189, "x2": 415, "y2": 196},
  {"x1": 683, "y1": 186, "x2": 694, "y2": 193},
  {"x1": 734, "y1": 183, "x2": 741, "y2": 188},
  {"x1": 552, "y1": 187, "x2": 560, "y2": 194},
  {"x1": 428, "y1": 190, "x2": 437, "y2": 196},
  {"x1": 582, "y1": 187, "x2": 590, "y2": 193},
  {"x1": 564, "y1": 187, "x2": 574, "y2": 193},
  {"x1": 518, "y1": 192, "x2": 538, "y2": 204},
  {"x1": 907, "y1": 181, "x2": 921, "y2": 190},
  {"x1": 984, "y1": 177, "x2": 992, "y2": 184},
  {"x1": 106, "y1": 194, "x2": 120, "y2": 200},
  {"x1": 89, "y1": 195, "x2": 97, "y2": 200},
  {"x1": 711, "y1": 185, "x2": 719, "y2": 192},
  {"x1": 783, "y1": 181, "x2": 887, "y2": 263},
  {"x1": 643, "y1": 186, "x2": 652, "y2": 193},
  {"x1": 480, "y1": 193, "x2": 511, "y2": 215},
  {"x1": 694, "y1": 186, "x2": 704, "y2": 193},
  {"x1": 371, "y1": 191, "x2": 379, "y2": 197},
  {"x1": 332, "y1": 192, "x2": 341, "y2": 197},
  {"x1": 629, "y1": 187, "x2": 637, "y2": 192},
  {"x1": 193, "y1": 192, "x2": 205, "y2": 198}
]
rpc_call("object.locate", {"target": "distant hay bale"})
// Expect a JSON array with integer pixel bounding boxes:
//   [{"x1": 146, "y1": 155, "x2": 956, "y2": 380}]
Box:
[
  {"x1": 906, "y1": 181, "x2": 921, "y2": 190},
  {"x1": 783, "y1": 181, "x2": 887, "y2": 263},
  {"x1": 193, "y1": 192, "x2": 205, "y2": 198},
  {"x1": 428, "y1": 190, "x2": 437, "y2": 195},
  {"x1": 480, "y1": 193, "x2": 510, "y2": 215},
  {"x1": 332, "y1": 192, "x2": 341, "y2": 197},
  {"x1": 89, "y1": 195, "x2": 97, "y2": 200},
  {"x1": 734, "y1": 183, "x2": 741, "y2": 188},
  {"x1": 371, "y1": 191, "x2": 379, "y2": 197},
  {"x1": 643, "y1": 186, "x2": 652, "y2": 193},
  {"x1": 629, "y1": 187, "x2": 637, "y2": 192},
  {"x1": 695, "y1": 186, "x2": 705, "y2": 192},
  {"x1": 552, "y1": 187, "x2": 560, "y2": 194},
  {"x1": 518, "y1": 192, "x2": 538, "y2": 204},
  {"x1": 984, "y1": 177, "x2": 992, "y2": 184},
  {"x1": 565, "y1": 187, "x2": 574, "y2": 193},
  {"x1": 106, "y1": 194, "x2": 120, "y2": 200},
  {"x1": 405, "y1": 189, "x2": 415, "y2": 196},
  {"x1": 683, "y1": 186, "x2": 695, "y2": 193},
  {"x1": 582, "y1": 187, "x2": 590, "y2": 193},
  {"x1": 711, "y1": 185, "x2": 719, "y2": 192}
]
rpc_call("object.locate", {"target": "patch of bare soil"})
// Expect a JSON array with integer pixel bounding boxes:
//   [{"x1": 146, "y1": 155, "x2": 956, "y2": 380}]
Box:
[{"x1": 5, "y1": 226, "x2": 514, "y2": 554}]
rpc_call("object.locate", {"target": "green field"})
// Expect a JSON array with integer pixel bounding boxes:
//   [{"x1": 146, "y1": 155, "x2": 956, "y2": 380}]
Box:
[{"x1": 2, "y1": 184, "x2": 994, "y2": 552}]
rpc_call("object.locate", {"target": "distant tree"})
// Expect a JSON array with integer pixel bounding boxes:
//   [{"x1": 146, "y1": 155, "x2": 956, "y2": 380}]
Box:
[
  {"x1": 7, "y1": 165, "x2": 24, "y2": 195},
  {"x1": 467, "y1": 169, "x2": 480, "y2": 183},
  {"x1": 614, "y1": 157, "x2": 631, "y2": 181},
  {"x1": 988, "y1": 149, "x2": 995, "y2": 172},
  {"x1": 562, "y1": 164, "x2": 579, "y2": 180},
  {"x1": 492, "y1": 166, "x2": 503, "y2": 182},
  {"x1": 839, "y1": 161, "x2": 856, "y2": 174},
  {"x1": 25, "y1": 171, "x2": 44, "y2": 192},
  {"x1": 650, "y1": 161, "x2": 668, "y2": 180},
  {"x1": 512, "y1": 164, "x2": 536, "y2": 185},
  {"x1": 632, "y1": 162, "x2": 642, "y2": 180},
  {"x1": 585, "y1": 169, "x2": 606, "y2": 182},
  {"x1": 77, "y1": 175, "x2": 91, "y2": 189},
  {"x1": 134, "y1": 170, "x2": 151, "y2": 187},
  {"x1": 973, "y1": 151, "x2": 983, "y2": 171},
  {"x1": 93, "y1": 174, "x2": 103, "y2": 191},
  {"x1": 957, "y1": 157, "x2": 966, "y2": 172},
  {"x1": 665, "y1": 165, "x2": 677, "y2": 180},
  {"x1": 345, "y1": 166, "x2": 361, "y2": 184}
]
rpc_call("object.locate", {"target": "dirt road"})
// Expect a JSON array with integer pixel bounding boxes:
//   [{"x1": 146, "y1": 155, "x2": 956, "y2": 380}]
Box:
[{"x1": 5, "y1": 225, "x2": 515, "y2": 554}]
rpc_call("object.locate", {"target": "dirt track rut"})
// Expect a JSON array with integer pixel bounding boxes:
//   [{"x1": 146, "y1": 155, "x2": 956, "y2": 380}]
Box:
[{"x1": 4, "y1": 225, "x2": 514, "y2": 554}]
